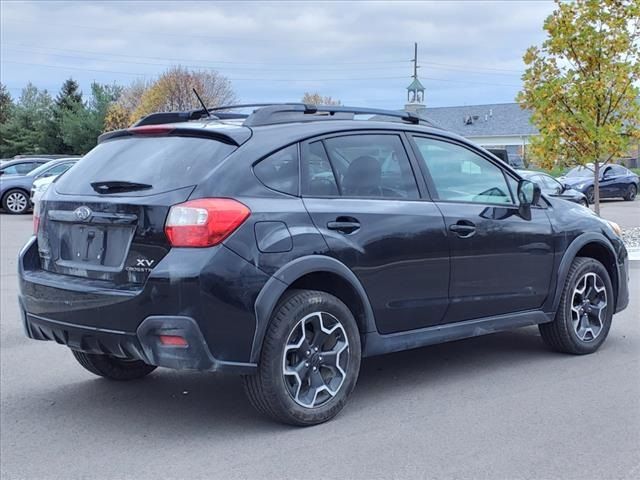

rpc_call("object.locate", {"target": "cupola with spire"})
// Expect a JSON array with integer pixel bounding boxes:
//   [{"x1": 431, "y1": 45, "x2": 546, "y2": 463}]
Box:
[{"x1": 405, "y1": 42, "x2": 425, "y2": 112}]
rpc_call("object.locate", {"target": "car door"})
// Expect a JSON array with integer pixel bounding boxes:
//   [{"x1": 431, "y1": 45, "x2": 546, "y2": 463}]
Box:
[
  {"x1": 410, "y1": 135, "x2": 555, "y2": 324},
  {"x1": 605, "y1": 165, "x2": 630, "y2": 197},
  {"x1": 301, "y1": 132, "x2": 450, "y2": 334},
  {"x1": 599, "y1": 165, "x2": 619, "y2": 198}
]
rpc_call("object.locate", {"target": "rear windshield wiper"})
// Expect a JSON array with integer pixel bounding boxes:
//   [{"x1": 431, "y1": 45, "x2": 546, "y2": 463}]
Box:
[{"x1": 90, "y1": 181, "x2": 152, "y2": 194}]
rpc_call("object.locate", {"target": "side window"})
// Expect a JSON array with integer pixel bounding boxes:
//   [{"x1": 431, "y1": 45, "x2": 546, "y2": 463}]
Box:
[
  {"x1": 301, "y1": 141, "x2": 339, "y2": 197},
  {"x1": 413, "y1": 137, "x2": 514, "y2": 205},
  {"x1": 4, "y1": 162, "x2": 36, "y2": 175},
  {"x1": 253, "y1": 144, "x2": 299, "y2": 196},
  {"x1": 322, "y1": 134, "x2": 419, "y2": 199},
  {"x1": 610, "y1": 165, "x2": 626, "y2": 176}
]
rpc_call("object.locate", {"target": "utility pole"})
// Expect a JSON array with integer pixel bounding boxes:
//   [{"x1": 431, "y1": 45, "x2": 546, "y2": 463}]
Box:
[{"x1": 411, "y1": 42, "x2": 419, "y2": 80}]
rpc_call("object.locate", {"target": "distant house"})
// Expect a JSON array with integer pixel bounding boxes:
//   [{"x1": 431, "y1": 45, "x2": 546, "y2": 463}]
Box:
[{"x1": 417, "y1": 103, "x2": 538, "y2": 158}]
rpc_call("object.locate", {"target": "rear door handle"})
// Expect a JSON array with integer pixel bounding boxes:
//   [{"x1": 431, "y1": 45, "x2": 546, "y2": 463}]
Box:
[
  {"x1": 449, "y1": 221, "x2": 476, "y2": 238},
  {"x1": 327, "y1": 217, "x2": 361, "y2": 234}
]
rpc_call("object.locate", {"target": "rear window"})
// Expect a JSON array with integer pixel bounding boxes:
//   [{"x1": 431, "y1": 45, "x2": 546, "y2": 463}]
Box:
[{"x1": 56, "y1": 136, "x2": 236, "y2": 195}]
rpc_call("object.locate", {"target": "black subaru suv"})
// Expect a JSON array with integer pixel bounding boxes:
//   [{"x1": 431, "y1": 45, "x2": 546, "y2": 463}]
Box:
[{"x1": 19, "y1": 104, "x2": 629, "y2": 426}]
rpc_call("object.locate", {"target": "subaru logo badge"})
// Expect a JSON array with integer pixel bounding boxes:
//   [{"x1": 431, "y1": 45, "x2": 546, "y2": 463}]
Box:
[{"x1": 74, "y1": 206, "x2": 92, "y2": 221}]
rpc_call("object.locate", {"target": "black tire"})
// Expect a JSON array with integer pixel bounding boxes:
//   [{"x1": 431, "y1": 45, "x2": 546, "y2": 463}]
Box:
[
  {"x1": 2, "y1": 189, "x2": 30, "y2": 214},
  {"x1": 585, "y1": 186, "x2": 595, "y2": 204},
  {"x1": 72, "y1": 350, "x2": 156, "y2": 380},
  {"x1": 539, "y1": 257, "x2": 614, "y2": 355},
  {"x1": 623, "y1": 184, "x2": 637, "y2": 201},
  {"x1": 243, "y1": 289, "x2": 361, "y2": 426}
]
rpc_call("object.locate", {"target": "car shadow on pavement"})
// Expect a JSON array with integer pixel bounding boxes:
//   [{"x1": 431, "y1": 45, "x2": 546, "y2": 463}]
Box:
[{"x1": 33, "y1": 326, "x2": 565, "y2": 435}]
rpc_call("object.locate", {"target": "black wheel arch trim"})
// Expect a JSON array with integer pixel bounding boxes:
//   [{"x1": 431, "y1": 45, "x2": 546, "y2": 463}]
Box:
[
  {"x1": 550, "y1": 232, "x2": 619, "y2": 313},
  {"x1": 250, "y1": 255, "x2": 376, "y2": 363}
]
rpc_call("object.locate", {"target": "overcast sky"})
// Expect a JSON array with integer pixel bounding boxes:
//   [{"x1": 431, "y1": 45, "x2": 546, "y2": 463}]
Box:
[{"x1": 1, "y1": 0, "x2": 556, "y2": 109}]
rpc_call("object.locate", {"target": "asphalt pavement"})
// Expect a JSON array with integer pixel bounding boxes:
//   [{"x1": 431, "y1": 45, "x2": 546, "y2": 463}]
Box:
[{"x1": 1, "y1": 213, "x2": 639, "y2": 480}]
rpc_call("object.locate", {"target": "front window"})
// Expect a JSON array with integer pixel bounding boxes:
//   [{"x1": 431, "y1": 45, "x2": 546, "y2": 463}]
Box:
[{"x1": 413, "y1": 137, "x2": 514, "y2": 205}]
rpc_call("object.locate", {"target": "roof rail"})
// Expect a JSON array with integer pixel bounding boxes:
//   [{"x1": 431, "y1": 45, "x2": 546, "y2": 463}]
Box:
[
  {"x1": 241, "y1": 104, "x2": 440, "y2": 128},
  {"x1": 133, "y1": 103, "x2": 441, "y2": 129}
]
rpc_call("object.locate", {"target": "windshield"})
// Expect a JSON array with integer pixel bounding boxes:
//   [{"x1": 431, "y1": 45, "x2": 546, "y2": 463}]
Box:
[
  {"x1": 27, "y1": 162, "x2": 56, "y2": 177},
  {"x1": 565, "y1": 166, "x2": 594, "y2": 178}
]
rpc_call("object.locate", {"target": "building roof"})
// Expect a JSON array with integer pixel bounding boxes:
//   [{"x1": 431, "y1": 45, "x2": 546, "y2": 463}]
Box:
[
  {"x1": 418, "y1": 102, "x2": 538, "y2": 137},
  {"x1": 407, "y1": 77, "x2": 425, "y2": 92}
]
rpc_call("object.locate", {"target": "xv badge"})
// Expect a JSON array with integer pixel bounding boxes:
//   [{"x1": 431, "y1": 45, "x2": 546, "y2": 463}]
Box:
[{"x1": 136, "y1": 259, "x2": 155, "y2": 267}]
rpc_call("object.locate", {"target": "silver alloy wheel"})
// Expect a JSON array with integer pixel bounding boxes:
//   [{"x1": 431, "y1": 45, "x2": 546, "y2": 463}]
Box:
[
  {"x1": 282, "y1": 311, "x2": 349, "y2": 408},
  {"x1": 571, "y1": 272, "x2": 607, "y2": 342},
  {"x1": 5, "y1": 191, "x2": 28, "y2": 213}
]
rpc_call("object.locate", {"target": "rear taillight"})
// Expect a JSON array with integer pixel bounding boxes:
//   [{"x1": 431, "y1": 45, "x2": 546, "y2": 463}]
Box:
[{"x1": 164, "y1": 198, "x2": 250, "y2": 247}]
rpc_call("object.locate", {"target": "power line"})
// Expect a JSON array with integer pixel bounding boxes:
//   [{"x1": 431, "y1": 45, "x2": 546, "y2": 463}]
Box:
[
  {"x1": 2, "y1": 43, "x2": 524, "y2": 76},
  {"x1": 2, "y1": 60, "x2": 521, "y2": 87}
]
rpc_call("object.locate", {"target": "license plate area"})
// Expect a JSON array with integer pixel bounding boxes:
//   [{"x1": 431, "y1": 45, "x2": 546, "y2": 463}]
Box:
[{"x1": 56, "y1": 224, "x2": 135, "y2": 272}]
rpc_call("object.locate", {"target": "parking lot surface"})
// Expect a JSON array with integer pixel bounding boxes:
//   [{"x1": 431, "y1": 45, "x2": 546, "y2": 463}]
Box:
[{"x1": 1, "y1": 213, "x2": 639, "y2": 480}]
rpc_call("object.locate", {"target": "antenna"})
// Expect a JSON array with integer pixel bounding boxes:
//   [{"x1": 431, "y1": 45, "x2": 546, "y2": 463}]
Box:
[{"x1": 192, "y1": 88, "x2": 211, "y2": 118}]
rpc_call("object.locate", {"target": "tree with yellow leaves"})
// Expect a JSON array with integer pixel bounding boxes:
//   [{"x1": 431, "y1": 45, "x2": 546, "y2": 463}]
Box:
[{"x1": 517, "y1": 0, "x2": 640, "y2": 214}]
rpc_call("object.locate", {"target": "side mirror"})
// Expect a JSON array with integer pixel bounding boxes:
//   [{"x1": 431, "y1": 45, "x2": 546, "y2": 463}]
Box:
[
  {"x1": 517, "y1": 179, "x2": 541, "y2": 207},
  {"x1": 563, "y1": 183, "x2": 572, "y2": 191}
]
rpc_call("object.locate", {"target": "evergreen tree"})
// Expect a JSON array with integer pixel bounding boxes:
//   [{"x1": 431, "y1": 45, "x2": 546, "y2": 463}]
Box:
[
  {"x1": 44, "y1": 78, "x2": 84, "y2": 154},
  {"x1": 0, "y1": 84, "x2": 54, "y2": 157},
  {"x1": 0, "y1": 83, "x2": 13, "y2": 125},
  {"x1": 61, "y1": 82, "x2": 122, "y2": 154}
]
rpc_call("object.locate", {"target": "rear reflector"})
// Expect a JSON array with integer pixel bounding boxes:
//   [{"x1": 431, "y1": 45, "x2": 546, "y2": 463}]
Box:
[
  {"x1": 164, "y1": 198, "x2": 250, "y2": 247},
  {"x1": 33, "y1": 213, "x2": 40, "y2": 235},
  {"x1": 158, "y1": 335, "x2": 188, "y2": 347}
]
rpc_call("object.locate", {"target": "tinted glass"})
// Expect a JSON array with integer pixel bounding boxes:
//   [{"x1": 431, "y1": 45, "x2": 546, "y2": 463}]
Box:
[
  {"x1": 45, "y1": 162, "x2": 75, "y2": 176},
  {"x1": 414, "y1": 137, "x2": 514, "y2": 204},
  {"x1": 3, "y1": 162, "x2": 37, "y2": 175},
  {"x1": 56, "y1": 136, "x2": 236, "y2": 196},
  {"x1": 322, "y1": 134, "x2": 419, "y2": 199},
  {"x1": 540, "y1": 174, "x2": 561, "y2": 191},
  {"x1": 254, "y1": 144, "x2": 299, "y2": 195},
  {"x1": 609, "y1": 165, "x2": 627, "y2": 175},
  {"x1": 301, "y1": 141, "x2": 339, "y2": 196},
  {"x1": 566, "y1": 166, "x2": 593, "y2": 178}
]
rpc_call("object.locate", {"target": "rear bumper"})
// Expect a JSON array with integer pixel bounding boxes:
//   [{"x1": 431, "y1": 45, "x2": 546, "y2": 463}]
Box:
[
  {"x1": 22, "y1": 310, "x2": 256, "y2": 374},
  {"x1": 18, "y1": 236, "x2": 269, "y2": 372}
]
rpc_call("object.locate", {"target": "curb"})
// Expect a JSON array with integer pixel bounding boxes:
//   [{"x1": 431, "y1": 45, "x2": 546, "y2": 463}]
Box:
[{"x1": 627, "y1": 247, "x2": 640, "y2": 262}]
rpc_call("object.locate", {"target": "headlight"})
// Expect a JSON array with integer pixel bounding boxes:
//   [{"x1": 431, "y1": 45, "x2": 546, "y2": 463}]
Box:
[
  {"x1": 35, "y1": 183, "x2": 49, "y2": 193},
  {"x1": 607, "y1": 220, "x2": 622, "y2": 236}
]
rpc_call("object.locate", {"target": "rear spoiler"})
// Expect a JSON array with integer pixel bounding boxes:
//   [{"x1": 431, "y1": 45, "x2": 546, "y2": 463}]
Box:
[{"x1": 98, "y1": 125, "x2": 251, "y2": 146}]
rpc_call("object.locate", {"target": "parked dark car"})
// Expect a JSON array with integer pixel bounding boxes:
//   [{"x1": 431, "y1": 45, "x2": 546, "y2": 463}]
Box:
[
  {"x1": 517, "y1": 170, "x2": 589, "y2": 207},
  {"x1": 559, "y1": 164, "x2": 639, "y2": 203},
  {"x1": 1, "y1": 158, "x2": 78, "y2": 214},
  {"x1": 19, "y1": 104, "x2": 629, "y2": 426},
  {"x1": 0, "y1": 158, "x2": 50, "y2": 177},
  {"x1": 486, "y1": 148, "x2": 525, "y2": 168}
]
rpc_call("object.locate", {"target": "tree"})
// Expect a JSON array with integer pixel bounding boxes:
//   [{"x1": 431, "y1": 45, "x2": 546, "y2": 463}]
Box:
[
  {"x1": 517, "y1": 0, "x2": 640, "y2": 215},
  {"x1": 0, "y1": 83, "x2": 13, "y2": 125},
  {"x1": 0, "y1": 84, "x2": 55, "y2": 157},
  {"x1": 131, "y1": 66, "x2": 237, "y2": 122},
  {"x1": 301, "y1": 92, "x2": 341, "y2": 106},
  {"x1": 43, "y1": 78, "x2": 84, "y2": 154},
  {"x1": 104, "y1": 79, "x2": 151, "y2": 131},
  {"x1": 61, "y1": 83, "x2": 122, "y2": 154}
]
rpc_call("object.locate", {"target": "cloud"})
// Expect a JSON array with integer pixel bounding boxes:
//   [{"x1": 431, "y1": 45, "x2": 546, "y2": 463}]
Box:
[{"x1": 1, "y1": 1, "x2": 556, "y2": 108}]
